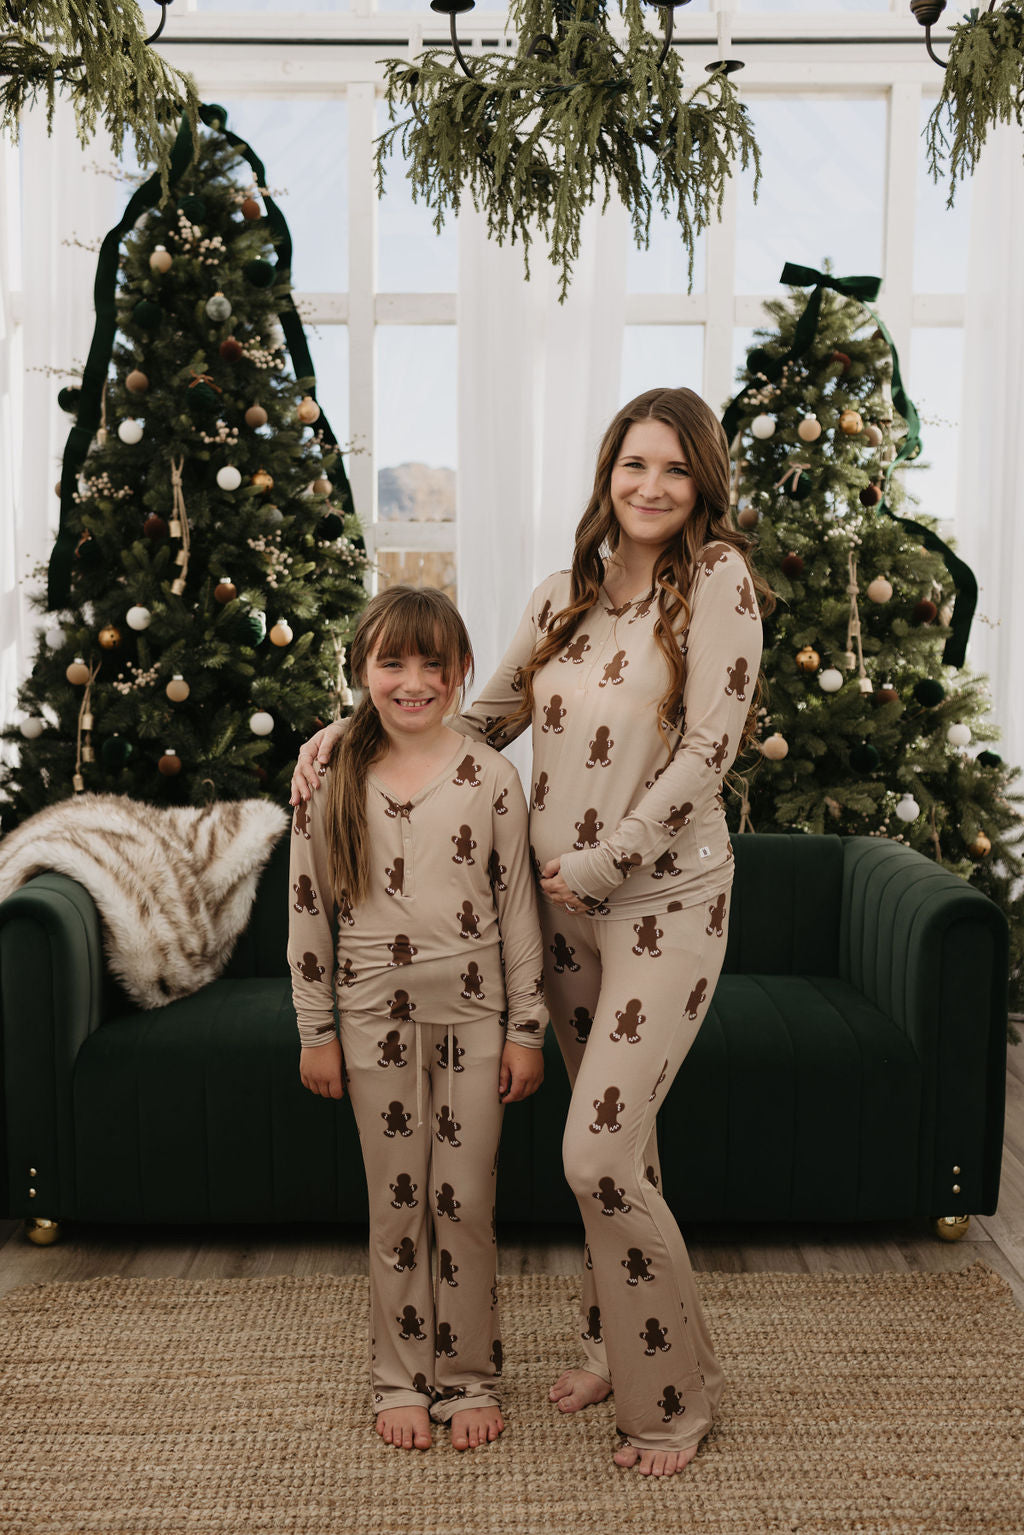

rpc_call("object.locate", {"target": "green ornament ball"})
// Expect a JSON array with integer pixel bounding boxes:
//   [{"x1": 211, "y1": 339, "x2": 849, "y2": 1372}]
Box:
[
  {"x1": 317, "y1": 512, "x2": 345, "y2": 541},
  {"x1": 244, "y1": 258, "x2": 275, "y2": 288},
  {"x1": 913, "y1": 679, "x2": 945, "y2": 708},
  {"x1": 977, "y1": 750, "x2": 1003, "y2": 768},
  {"x1": 57, "y1": 386, "x2": 81, "y2": 414},
  {"x1": 180, "y1": 194, "x2": 207, "y2": 222},
  {"x1": 227, "y1": 609, "x2": 267, "y2": 646},
  {"x1": 101, "y1": 735, "x2": 134, "y2": 768},
  {"x1": 850, "y1": 743, "x2": 881, "y2": 773},
  {"x1": 188, "y1": 381, "x2": 220, "y2": 412},
  {"x1": 133, "y1": 299, "x2": 162, "y2": 329}
]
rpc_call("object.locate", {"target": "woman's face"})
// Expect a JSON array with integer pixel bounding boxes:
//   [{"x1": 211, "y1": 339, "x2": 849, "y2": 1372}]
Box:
[{"x1": 609, "y1": 418, "x2": 699, "y2": 555}]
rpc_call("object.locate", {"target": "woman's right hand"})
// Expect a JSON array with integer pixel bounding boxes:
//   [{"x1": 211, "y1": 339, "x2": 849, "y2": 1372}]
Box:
[{"x1": 290, "y1": 720, "x2": 347, "y2": 805}]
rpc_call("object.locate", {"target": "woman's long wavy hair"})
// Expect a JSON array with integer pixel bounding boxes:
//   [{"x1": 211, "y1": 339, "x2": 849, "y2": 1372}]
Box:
[
  {"x1": 326, "y1": 585, "x2": 473, "y2": 906},
  {"x1": 495, "y1": 387, "x2": 775, "y2": 761}
]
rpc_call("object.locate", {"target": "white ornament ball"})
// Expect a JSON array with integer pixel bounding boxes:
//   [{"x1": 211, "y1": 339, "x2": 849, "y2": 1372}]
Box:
[
  {"x1": 19, "y1": 717, "x2": 45, "y2": 740},
  {"x1": 149, "y1": 246, "x2": 173, "y2": 274},
  {"x1": 205, "y1": 292, "x2": 232, "y2": 322},
  {"x1": 216, "y1": 465, "x2": 242, "y2": 492},
  {"x1": 760, "y1": 733, "x2": 789, "y2": 761},
  {"x1": 866, "y1": 576, "x2": 893, "y2": 604},
  {"x1": 44, "y1": 624, "x2": 65, "y2": 649},
  {"x1": 117, "y1": 419, "x2": 144, "y2": 445},
  {"x1": 126, "y1": 605, "x2": 152, "y2": 631},
  {"x1": 751, "y1": 414, "x2": 777, "y2": 440},
  {"x1": 797, "y1": 415, "x2": 822, "y2": 443},
  {"x1": 265, "y1": 505, "x2": 284, "y2": 526},
  {"x1": 166, "y1": 674, "x2": 191, "y2": 703},
  {"x1": 818, "y1": 668, "x2": 844, "y2": 694},
  {"x1": 946, "y1": 722, "x2": 972, "y2": 747},
  {"x1": 895, "y1": 793, "x2": 920, "y2": 823},
  {"x1": 249, "y1": 710, "x2": 275, "y2": 736}
]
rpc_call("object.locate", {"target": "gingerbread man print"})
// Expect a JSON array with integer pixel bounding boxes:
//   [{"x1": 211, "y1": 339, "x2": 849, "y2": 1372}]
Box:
[
  {"x1": 412, "y1": 1373, "x2": 431, "y2": 1397},
  {"x1": 533, "y1": 772, "x2": 550, "y2": 811},
  {"x1": 390, "y1": 1173, "x2": 418, "y2": 1208},
  {"x1": 338, "y1": 891, "x2": 355, "y2": 927},
  {"x1": 706, "y1": 734, "x2": 729, "y2": 772},
  {"x1": 586, "y1": 726, "x2": 614, "y2": 768},
  {"x1": 610, "y1": 998, "x2": 646, "y2": 1043},
  {"x1": 493, "y1": 787, "x2": 509, "y2": 816},
  {"x1": 384, "y1": 795, "x2": 414, "y2": 822},
  {"x1": 490, "y1": 1340, "x2": 503, "y2": 1376},
  {"x1": 574, "y1": 808, "x2": 603, "y2": 848},
  {"x1": 593, "y1": 1177, "x2": 631, "y2": 1216},
  {"x1": 457, "y1": 900, "x2": 481, "y2": 939},
  {"x1": 436, "y1": 1034, "x2": 465, "y2": 1072},
  {"x1": 628, "y1": 593, "x2": 656, "y2": 623},
  {"x1": 435, "y1": 1323, "x2": 458, "y2": 1359},
  {"x1": 542, "y1": 694, "x2": 567, "y2": 733},
  {"x1": 632, "y1": 916, "x2": 663, "y2": 957},
  {"x1": 651, "y1": 849, "x2": 680, "y2": 879},
  {"x1": 537, "y1": 597, "x2": 553, "y2": 633},
  {"x1": 702, "y1": 546, "x2": 729, "y2": 578},
  {"x1": 724, "y1": 656, "x2": 750, "y2": 701},
  {"x1": 393, "y1": 1237, "x2": 416, "y2": 1272},
  {"x1": 452, "y1": 754, "x2": 481, "y2": 788},
  {"x1": 603, "y1": 599, "x2": 632, "y2": 619},
  {"x1": 436, "y1": 1182, "x2": 461, "y2": 1221},
  {"x1": 649, "y1": 1059, "x2": 668, "y2": 1103},
  {"x1": 439, "y1": 1249, "x2": 459, "y2": 1287},
  {"x1": 573, "y1": 1006, "x2": 594, "y2": 1042},
  {"x1": 685, "y1": 978, "x2": 709, "y2": 1019},
  {"x1": 487, "y1": 849, "x2": 507, "y2": 891},
  {"x1": 582, "y1": 1305, "x2": 603, "y2": 1342},
  {"x1": 387, "y1": 933, "x2": 418, "y2": 967},
  {"x1": 613, "y1": 851, "x2": 643, "y2": 878},
  {"x1": 599, "y1": 649, "x2": 629, "y2": 686},
  {"x1": 398, "y1": 1305, "x2": 426, "y2": 1341},
  {"x1": 560, "y1": 633, "x2": 592, "y2": 664},
  {"x1": 590, "y1": 1086, "x2": 625, "y2": 1133},
  {"x1": 623, "y1": 1249, "x2": 655, "y2": 1286},
  {"x1": 381, "y1": 1100, "x2": 412, "y2": 1138},
  {"x1": 706, "y1": 892, "x2": 727, "y2": 937},
  {"x1": 435, "y1": 1106, "x2": 461, "y2": 1147},
  {"x1": 293, "y1": 801, "x2": 311, "y2": 840},
  {"x1": 378, "y1": 1029, "x2": 408, "y2": 1067},
  {"x1": 296, "y1": 952, "x2": 325, "y2": 984},
  {"x1": 549, "y1": 933, "x2": 580, "y2": 974},
  {"x1": 660, "y1": 802, "x2": 693, "y2": 832},
  {"x1": 451, "y1": 824, "x2": 476, "y2": 864},
  {"x1": 640, "y1": 1319, "x2": 671, "y2": 1356},
  {"x1": 460, "y1": 961, "x2": 485, "y2": 999},
  {"x1": 659, "y1": 1386, "x2": 685, "y2": 1422},
  {"x1": 292, "y1": 875, "x2": 319, "y2": 915},
  {"x1": 385, "y1": 858, "x2": 404, "y2": 897},
  {"x1": 388, "y1": 990, "x2": 416, "y2": 1023},
  {"x1": 337, "y1": 956, "x2": 357, "y2": 988},
  {"x1": 735, "y1": 576, "x2": 757, "y2": 618}
]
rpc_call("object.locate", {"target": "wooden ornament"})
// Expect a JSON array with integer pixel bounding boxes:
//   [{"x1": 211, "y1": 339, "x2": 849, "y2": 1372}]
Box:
[{"x1": 795, "y1": 645, "x2": 820, "y2": 673}]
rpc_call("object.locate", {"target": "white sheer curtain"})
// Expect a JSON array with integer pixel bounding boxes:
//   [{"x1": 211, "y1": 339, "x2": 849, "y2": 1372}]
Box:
[
  {"x1": 456, "y1": 202, "x2": 627, "y2": 780},
  {"x1": 0, "y1": 103, "x2": 120, "y2": 741},
  {"x1": 956, "y1": 123, "x2": 1024, "y2": 775}
]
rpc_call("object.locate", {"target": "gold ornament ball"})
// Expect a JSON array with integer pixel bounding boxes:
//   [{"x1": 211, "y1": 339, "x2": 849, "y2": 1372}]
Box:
[
  {"x1": 158, "y1": 749, "x2": 182, "y2": 777},
  {"x1": 969, "y1": 831, "x2": 992, "y2": 858},
  {"x1": 761, "y1": 733, "x2": 790, "y2": 761},
  {"x1": 245, "y1": 404, "x2": 268, "y2": 429},
  {"x1": 795, "y1": 645, "x2": 820, "y2": 673},
  {"x1": 214, "y1": 577, "x2": 238, "y2": 605},
  {"x1": 251, "y1": 469, "x2": 274, "y2": 491},
  {"x1": 312, "y1": 475, "x2": 332, "y2": 496},
  {"x1": 269, "y1": 620, "x2": 294, "y2": 647},
  {"x1": 736, "y1": 506, "x2": 759, "y2": 530},
  {"x1": 797, "y1": 415, "x2": 822, "y2": 444},
  {"x1": 166, "y1": 675, "x2": 190, "y2": 703},
  {"x1": 126, "y1": 369, "x2": 149, "y2": 394},
  {"x1": 296, "y1": 396, "x2": 321, "y2": 424},
  {"x1": 98, "y1": 625, "x2": 122, "y2": 650},
  {"x1": 839, "y1": 409, "x2": 864, "y2": 436},
  {"x1": 65, "y1": 658, "x2": 90, "y2": 685}
]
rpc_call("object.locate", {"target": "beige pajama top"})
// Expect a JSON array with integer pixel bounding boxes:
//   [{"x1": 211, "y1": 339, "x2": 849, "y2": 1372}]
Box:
[
  {"x1": 288, "y1": 741, "x2": 546, "y2": 1051},
  {"x1": 453, "y1": 540, "x2": 763, "y2": 914}
]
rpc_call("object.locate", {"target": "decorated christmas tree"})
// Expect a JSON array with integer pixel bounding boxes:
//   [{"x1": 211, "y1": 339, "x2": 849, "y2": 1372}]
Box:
[
  {"x1": 723, "y1": 264, "x2": 1023, "y2": 1014},
  {"x1": 0, "y1": 108, "x2": 367, "y2": 823}
]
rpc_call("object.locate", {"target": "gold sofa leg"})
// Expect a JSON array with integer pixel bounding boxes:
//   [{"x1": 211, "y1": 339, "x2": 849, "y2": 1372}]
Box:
[
  {"x1": 933, "y1": 1214, "x2": 971, "y2": 1242},
  {"x1": 24, "y1": 1218, "x2": 61, "y2": 1246}
]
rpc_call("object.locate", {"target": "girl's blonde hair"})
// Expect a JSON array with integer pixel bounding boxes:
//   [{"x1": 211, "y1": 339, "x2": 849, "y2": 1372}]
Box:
[
  {"x1": 326, "y1": 586, "x2": 473, "y2": 905},
  {"x1": 494, "y1": 387, "x2": 775, "y2": 757}
]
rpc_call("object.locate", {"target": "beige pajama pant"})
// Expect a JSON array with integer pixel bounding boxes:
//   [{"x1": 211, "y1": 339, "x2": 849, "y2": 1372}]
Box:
[
  {"x1": 340, "y1": 1011, "x2": 506, "y2": 1423},
  {"x1": 542, "y1": 891, "x2": 730, "y2": 1452}
]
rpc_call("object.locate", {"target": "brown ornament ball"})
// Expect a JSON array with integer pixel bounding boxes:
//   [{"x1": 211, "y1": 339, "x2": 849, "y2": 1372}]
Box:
[
  {"x1": 126, "y1": 369, "x2": 149, "y2": 394},
  {"x1": 781, "y1": 553, "x2": 804, "y2": 577},
  {"x1": 149, "y1": 246, "x2": 173, "y2": 275},
  {"x1": 969, "y1": 831, "x2": 992, "y2": 858},
  {"x1": 214, "y1": 578, "x2": 238, "y2": 605},
  {"x1": 241, "y1": 196, "x2": 262, "y2": 221},
  {"x1": 244, "y1": 404, "x2": 269, "y2": 429},
  {"x1": 144, "y1": 514, "x2": 168, "y2": 540},
  {"x1": 166, "y1": 675, "x2": 190, "y2": 703},
  {"x1": 158, "y1": 749, "x2": 182, "y2": 777},
  {"x1": 65, "y1": 658, "x2": 90, "y2": 685},
  {"x1": 54, "y1": 481, "x2": 63, "y2": 497},
  {"x1": 797, "y1": 415, "x2": 822, "y2": 444},
  {"x1": 876, "y1": 686, "x2": 900, "y2": 705},
  {"x1": 839, "y1": 409, "x2": 863, "y2": 436},
  {"x1": 251, "y1": 469, "x2": 274, "y2": 492},
  {"x1": 312, "y1": 476, "x2": 332, "y2": 496},
  {"x1": 98, "y1": 625, "x2": 122, "y2": 650},
  {"x1": 296, "y1": 396, "x2": 321, "y2": 424},
  {"x1": 913, "y1": 598, "x2": 938, "y2": 625},
  {"x1": 736, "y1": 506, "x2": 759, "y2": 530},
  {"x1": 795, "y1": 645, "x2": 820, "y2": 674},
  {"x1": 219, "y1": 336, "x2": 244, "y2": 362},
  {"x1": 830, "y1": 350, "x2": 851, "y2": 373},
  {"x1": 859, "y1": 483, "x2": 882, "y2": 506}
]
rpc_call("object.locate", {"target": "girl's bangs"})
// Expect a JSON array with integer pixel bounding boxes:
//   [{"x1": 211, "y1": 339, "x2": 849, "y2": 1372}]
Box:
[{"x1": 368, "y1": 595, "x2": 471, "y2": 686}]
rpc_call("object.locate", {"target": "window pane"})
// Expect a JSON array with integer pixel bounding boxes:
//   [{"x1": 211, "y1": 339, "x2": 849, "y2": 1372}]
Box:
[
  {"x1": 305, "y1": 324, "x2": 350, "y2": 457},
  {"x1": 218, "y1": 98, "x2": 348, "y2": 291},
  {"x1": 914, "y1": 95, "x2": 971, "y2": 293},
  {"x1": 621, "y1": 327, "x2": 704, "y2": 406},
  {"x1": 376, "y1": 326, "x2": 457, "y2": 519},
  {"x1": 378, "y1": 550, "x2": 457, "y2": 602},
  {"x1": 735, "y1": 97, "x2": 886, "y2": 294},
  {"x1": 376, "y1": 107, "x2": 458, "y2": 291},
  {"x1": 626, "y1": 150, "x2": 707, "y2": 293},
  {"x1": 905, "y1": 327, "x2": 963, "y2": 528}
]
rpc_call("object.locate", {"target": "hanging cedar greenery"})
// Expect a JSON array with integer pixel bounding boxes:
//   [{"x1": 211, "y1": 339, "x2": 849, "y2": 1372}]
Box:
[
  {"x1": 376, "y1": 0, "x2": 761, "y2": 301},
  {"x1": 924, "y1": 1, "x2": 1024, "y2": 203},
  {"x1": 0, "y1": 1, "x2": 199, "y2": 182}
]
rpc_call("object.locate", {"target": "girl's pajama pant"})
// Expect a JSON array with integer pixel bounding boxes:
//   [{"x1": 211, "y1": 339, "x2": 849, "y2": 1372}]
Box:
[
  {"x1": 542, "y1": 890, "x2": 730, "y2": 1452},
  {"x1": 340, "y1": 1011, "x2": 506, "y2": 1423}
]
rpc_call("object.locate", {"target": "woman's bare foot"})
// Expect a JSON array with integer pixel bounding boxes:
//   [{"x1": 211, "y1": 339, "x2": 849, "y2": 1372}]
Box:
[
  {"x1": 613, "y1": 1442, "x2": 699, "y2": 1476},
  {"x1": 376, "y1": 1405, "x2": 432, "y2": 1450},
  {"x1": 449, "y1": 1404, "x2": 504, "y2": 1449},
  {"x1": 548, "y1": 1368, "x2": 612, "y2": 1413}
]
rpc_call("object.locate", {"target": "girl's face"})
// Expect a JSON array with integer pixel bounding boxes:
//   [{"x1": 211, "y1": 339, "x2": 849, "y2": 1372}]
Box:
[
  {"x1": 609, "y1": 419, "x2": 699, "y2": 556},
  {"x1": 364, "y1": 640, "x2": 466, "y2": 743}
]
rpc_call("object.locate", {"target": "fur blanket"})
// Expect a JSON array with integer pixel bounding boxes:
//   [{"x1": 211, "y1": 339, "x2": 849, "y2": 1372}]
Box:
[{"x1": 0, "y1": 794, "x2": 289, "y2": 1009}]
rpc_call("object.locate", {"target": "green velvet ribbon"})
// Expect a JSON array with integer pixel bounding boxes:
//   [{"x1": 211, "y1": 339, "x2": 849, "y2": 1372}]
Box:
[
  {"x1": 721, "y1": 261, "x2": 976, "y2": 668},
  {"x1": 48, "y1": 103, "x2": 358, "y2": 611}
]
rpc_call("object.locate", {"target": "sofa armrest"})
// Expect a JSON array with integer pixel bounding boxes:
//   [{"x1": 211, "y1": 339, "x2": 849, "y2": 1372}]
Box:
[
  {"x1": 0, "y1": 873, "x2": 108, "y2": 1219},
  {"x1": 839, "y1": 836, "x2": 1008, "y2": 1214}
]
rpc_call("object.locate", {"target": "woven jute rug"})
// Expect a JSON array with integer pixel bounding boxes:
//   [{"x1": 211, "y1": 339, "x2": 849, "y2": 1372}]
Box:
[{"x1": 0, "y1": 1263, "x2": 1021, "y2": 1535}]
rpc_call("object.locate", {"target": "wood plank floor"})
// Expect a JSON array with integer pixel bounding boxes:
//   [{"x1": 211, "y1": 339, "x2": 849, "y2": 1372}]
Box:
[{"x1": 3, "y1": 1039, "x2": 1021, "y2": 1307}]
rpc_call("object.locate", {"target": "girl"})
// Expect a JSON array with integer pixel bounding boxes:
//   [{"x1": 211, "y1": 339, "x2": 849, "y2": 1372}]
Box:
[
  {"x1": 292, "y1": 388, "x2": 772, "y2": 1476},
  {"x1": 288, "y1": 586, "x2": 545, "y2": 1455}
]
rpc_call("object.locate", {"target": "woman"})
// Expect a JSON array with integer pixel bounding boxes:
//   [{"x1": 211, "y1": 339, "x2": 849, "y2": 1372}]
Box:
[{"x1": 291, "y1": 387, "x2": 772, "y2": 1476}]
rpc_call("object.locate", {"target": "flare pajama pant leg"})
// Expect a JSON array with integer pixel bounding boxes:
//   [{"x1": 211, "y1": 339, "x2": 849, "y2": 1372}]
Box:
[
  {"x1": 542, "y1": 894, "x2": 729, "y2": 1452},
  {"x1": 340, "y1": 1013, "x2": 505, "y2": 1423}
]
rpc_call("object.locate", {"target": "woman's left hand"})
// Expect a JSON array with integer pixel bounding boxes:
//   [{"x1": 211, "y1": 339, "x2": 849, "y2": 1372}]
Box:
[{"x1": 539, "y1": 856, "x2": 583, "y2": 911}]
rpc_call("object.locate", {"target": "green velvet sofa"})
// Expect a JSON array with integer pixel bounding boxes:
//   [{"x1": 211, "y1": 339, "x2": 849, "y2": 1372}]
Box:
[{"x1": 0, "y1": 833, "x2": 1007, "y2": 1243}]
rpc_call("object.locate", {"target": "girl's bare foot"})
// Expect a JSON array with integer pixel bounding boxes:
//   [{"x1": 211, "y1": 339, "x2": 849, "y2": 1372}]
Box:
[
  {"x1": 376, "y1": 1405, "x2": 432, "y2": 1450},
  {"x1": 449, "y1": 1404, "x2": 504, "y2": 1449},
  {"x1": 548, "y1": 1368, "x2": 612, "y2": 1413},
  {"x1": 613, "y1": 1442, "x2": 699, "y2": 1476}
]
